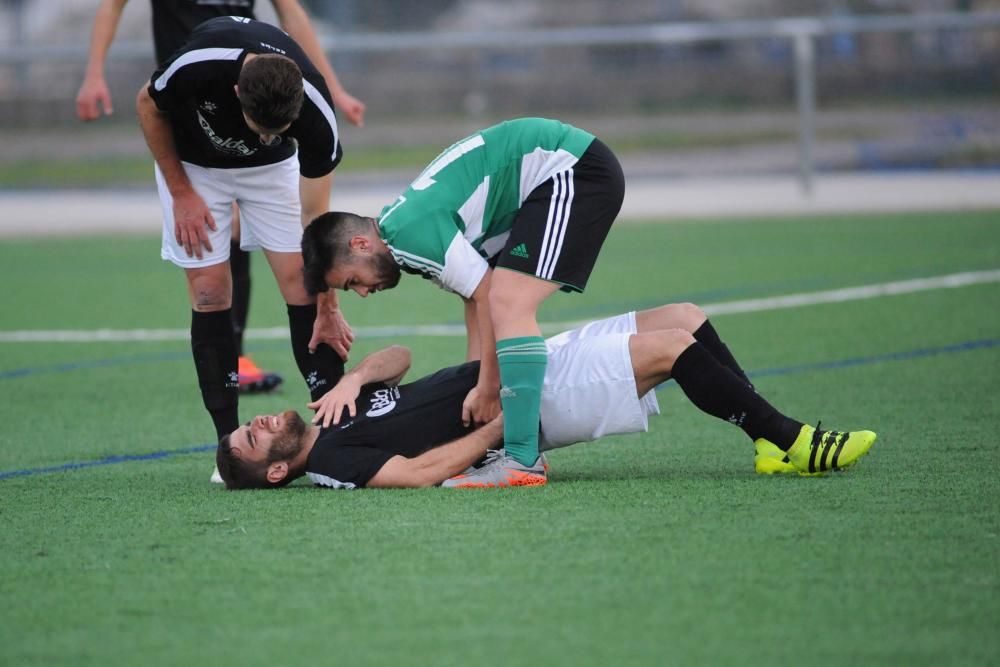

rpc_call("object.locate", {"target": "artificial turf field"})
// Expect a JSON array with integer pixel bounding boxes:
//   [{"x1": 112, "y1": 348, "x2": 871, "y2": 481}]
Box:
[{"x1": 1, "y1": 210, "x2": 998, "y2": 666}]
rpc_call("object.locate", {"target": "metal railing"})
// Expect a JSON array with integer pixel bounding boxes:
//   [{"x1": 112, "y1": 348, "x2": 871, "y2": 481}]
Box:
[{"x1": 3, "y1": 11, "x2": 1000, "y2": 192}]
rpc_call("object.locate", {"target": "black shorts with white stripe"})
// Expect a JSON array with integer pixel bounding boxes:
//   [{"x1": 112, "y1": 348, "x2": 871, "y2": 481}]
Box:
[{"x1": 494, "y1": 138, "x2": 624, "y2": 293}]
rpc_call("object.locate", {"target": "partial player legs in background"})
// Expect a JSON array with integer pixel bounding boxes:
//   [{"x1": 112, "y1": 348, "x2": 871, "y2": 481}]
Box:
[{"x1": 237, "y1": 355, "x2": 284, "y2": 394}]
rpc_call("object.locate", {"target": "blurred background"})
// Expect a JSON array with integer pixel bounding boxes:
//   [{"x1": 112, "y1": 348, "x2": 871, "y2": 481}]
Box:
[{"x1": 0, "y1": 0, "x2": 998, "y2": 192}]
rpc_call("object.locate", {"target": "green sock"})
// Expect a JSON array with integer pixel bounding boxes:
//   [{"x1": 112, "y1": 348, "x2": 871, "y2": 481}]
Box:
[{"x1": 496, "y1": 336, "x2": 548, "y2": 466}]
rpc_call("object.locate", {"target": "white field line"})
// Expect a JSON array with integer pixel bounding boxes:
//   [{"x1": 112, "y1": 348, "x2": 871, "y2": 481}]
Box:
[{"x1": 2, "y1": 269, "x2": 998, "y2": 343}]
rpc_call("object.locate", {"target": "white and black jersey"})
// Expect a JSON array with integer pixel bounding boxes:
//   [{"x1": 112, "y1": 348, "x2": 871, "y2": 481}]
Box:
[
  {"x1": 151, "y1": 0, "x2": 257, "y2": 64},
  {"x1": 148, "y1": 16, "x2": 342, "y2": 176},
  {"x1": 305, "y1": 363, "x2": 480, "y2": 489}
]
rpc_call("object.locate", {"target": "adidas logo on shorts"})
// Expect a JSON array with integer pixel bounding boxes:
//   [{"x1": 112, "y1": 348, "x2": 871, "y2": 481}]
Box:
[{"x1": 510, "y1": 243, "x2": 530, "y2": 259}]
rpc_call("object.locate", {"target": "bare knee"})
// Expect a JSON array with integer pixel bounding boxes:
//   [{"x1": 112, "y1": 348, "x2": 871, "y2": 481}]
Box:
[
  {"x1": 630, "y1": 328, "x2": 696, "y2": 392},
  {"x1": 487, "y1": 274, "x2": 548, "y2": 314},
  {"x1": 186, "y1": 266, "x2": 232, "y2": 311},
  {"x1": 487, "y1": 286, "x2": 515, "y2": 316},
  {"x1": 674, "y1": 302, "x2": 707, "y2": 331},
  {"x1": 636, "y1": 302, "x2": 707, "y2": 334},
  {"x1": 652, "y1": 328, "x2": 697, "y2": 368},
  {"x1": 487, "y1": 287, "x2": 538, "y2": 339},
  {"x1": 486, "y1": 270, "x2": 559, "y2": 339}
]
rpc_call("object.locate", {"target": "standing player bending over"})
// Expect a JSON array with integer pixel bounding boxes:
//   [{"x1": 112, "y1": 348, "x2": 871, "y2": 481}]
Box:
[
  {"x1": 78, "y1": 0, "x2": 366, "y2": 394},
  {"x1": 136, "y1": 17, "x2": 354, "y2": 468},
  {"x1": 302, "y1": 118, "x2": 625, "y2": 488}
]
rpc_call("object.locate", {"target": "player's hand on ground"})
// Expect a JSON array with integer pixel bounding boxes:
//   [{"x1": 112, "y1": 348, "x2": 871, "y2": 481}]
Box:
[
  {"x1": 462, "y1": 384, "x2": 501, "y2": 427},
  {"x1": 172, "y1": 190, "x2": 216, "y2": 259},
  {"x1": 309, "y1": 307, "x2": 354, "y2": 359},
  {"x1": 308, "y1": 374, "x2": 362, "y2": 427},
  {"x1": 332, "y1": 90, "x2": 366, "y2": 128},
  {"x1": 76, "y1": 75, "x2": 113, "y2": 121}
]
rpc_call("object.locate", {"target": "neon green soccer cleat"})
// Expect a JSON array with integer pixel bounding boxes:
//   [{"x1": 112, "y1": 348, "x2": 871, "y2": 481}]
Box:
[
  {"x1": 753, "y1": 439, "x2": 799, "y2": 475},
  {"x1": 785, "y1": 422, "x2": 877, "y2": 475}
]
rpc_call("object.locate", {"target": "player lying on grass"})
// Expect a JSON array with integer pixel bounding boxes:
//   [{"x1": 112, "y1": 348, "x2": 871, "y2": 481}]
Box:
[{"x1": 215, "y1": 302, "x2": 877, "y2": 489}]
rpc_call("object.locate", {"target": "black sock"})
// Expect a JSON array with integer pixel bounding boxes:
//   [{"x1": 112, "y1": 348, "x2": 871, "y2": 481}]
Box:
[
  {"x1": 190, "y1": 309, "x2": 239, "y2": 440},
  {"x1": 671, "y1": 342, "x2": 802, "y2": 449},
  {"x1": 287, "y1": 303, "x2": 346, "y2": 402},
  {"x1": 693, "y1": 320, "x2": 754, "y2": 390},
  {"x1": 229, "y1": 242, "x2": 251, "y2": 357}
]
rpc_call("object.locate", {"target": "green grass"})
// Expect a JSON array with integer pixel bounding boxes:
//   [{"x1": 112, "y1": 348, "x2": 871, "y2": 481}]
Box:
[
  {"x1": 0, "y1": 144, "x2": 442, "y2": 189},
  {"x1": 1, "y1": 211, "x2": 999, "y2": 666},
  {"x1": 0, "y1": 126, "x2": 878, "y2": 189}
]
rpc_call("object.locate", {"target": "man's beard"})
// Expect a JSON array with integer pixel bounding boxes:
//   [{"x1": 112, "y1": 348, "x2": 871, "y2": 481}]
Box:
[
  {"x1": 372, "y1": 251, "x2": 401, "y2": 290},
  {"x1": 267, "y1": 410, "x2": 308, "y2": 463}
]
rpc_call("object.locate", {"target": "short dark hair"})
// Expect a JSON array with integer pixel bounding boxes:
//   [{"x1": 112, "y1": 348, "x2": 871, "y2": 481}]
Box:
[
  {"x1": 237, "y1": 54, "x2": 304, "y2": 129},
  {"x1": 301, "y1": 211, "x2": 373, "y2": 295},
  {"x1": 216, "y1": 433, "x2": 293, "y2": 490}
]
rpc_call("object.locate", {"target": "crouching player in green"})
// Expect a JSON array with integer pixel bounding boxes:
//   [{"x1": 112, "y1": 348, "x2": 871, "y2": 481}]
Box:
[{"x1": 301, "y1": 117, "x2": 625, "y2": 487}]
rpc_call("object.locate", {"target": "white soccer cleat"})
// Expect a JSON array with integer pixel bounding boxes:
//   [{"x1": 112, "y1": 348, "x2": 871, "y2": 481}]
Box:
[
  {"x1": 210, "y1": 465, "x2": 224, "y2": 484},
  {"x1": 442, "y1": 450, "x2": 546, "y2": 488},
  {"x1": 457, "y1": 449, "x2": 550, "y2": 476}
]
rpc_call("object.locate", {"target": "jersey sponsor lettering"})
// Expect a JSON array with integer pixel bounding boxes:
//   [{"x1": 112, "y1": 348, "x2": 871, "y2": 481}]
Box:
[
  {"x1": 197, "y1": 110, "x2": 258, "y2": 156},
  {"x1": 366, "y1": 386, "x2": 401, "y2": 417}
]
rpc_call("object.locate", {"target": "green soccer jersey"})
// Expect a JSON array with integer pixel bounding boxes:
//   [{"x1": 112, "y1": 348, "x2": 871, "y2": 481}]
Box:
[{"x1": 377, "y1": 117, "x2": 595, "y2": 298}]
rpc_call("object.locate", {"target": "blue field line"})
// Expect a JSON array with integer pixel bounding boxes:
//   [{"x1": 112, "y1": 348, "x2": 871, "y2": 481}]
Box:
[
  {"x1": 653, "y1": 337, "x2": 1000, "y2": 392},
  {"x1": 722, "y1": 337, "x2": 1000, "y2": 382},
  {"x1": 2, "y1": 337, "x2": 998, "y2": 481},
  {"x1": 0, "y1": 349, "x2": 192, "y2": 380},
  {"x1": 0, "y1": 444, "x2": 216, "y2": 480}
]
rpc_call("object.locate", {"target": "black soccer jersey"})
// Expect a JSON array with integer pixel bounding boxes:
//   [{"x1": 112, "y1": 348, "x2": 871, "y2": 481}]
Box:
[
  {"x1": 304, "y1": 362, "x2": 481, "y2": 489},
  {"x1": 151, "y1": 0, "x2": 257, "y2": 64},
  {"x1": 148, "y1": 16, "x2": 342, "y2": 176}
]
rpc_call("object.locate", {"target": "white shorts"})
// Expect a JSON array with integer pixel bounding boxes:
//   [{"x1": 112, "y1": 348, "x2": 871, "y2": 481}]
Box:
[
  {"x1": 539, "y1": 311, "x2": 661, "y2": 451},
  {"x1": 157, "y1": 154, "x2": 303, "y2": 268}
]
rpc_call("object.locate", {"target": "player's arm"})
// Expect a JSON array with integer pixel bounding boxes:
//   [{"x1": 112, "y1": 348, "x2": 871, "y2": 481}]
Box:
[
  {"x1": 461, "y1": 269, "x2": 501, "y2": 426},
  {"x1": 462, "y1": 297, "x2": 481, "y2": 361},
  {"x1": 365, "y1": 416, "x2": 503, "y2": 489},
  {"x1": 136, "y1": 83, "x2": 216, "y2": 258},
  {"x1": 300, "y1": 172, "x2": 332, "y2": 229},
  {"x1": 269, "y1": 0, "x2": 366, "y2": 127},
  {"x1": 300, "y1": 172, "x2": 354, "y2": 358},
  {"x1": 76, "y1": 0, "x2": 129, "y2": 121},
  {"x1": 308, "y1": 345, "x2": 412, "y2": 427}
]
